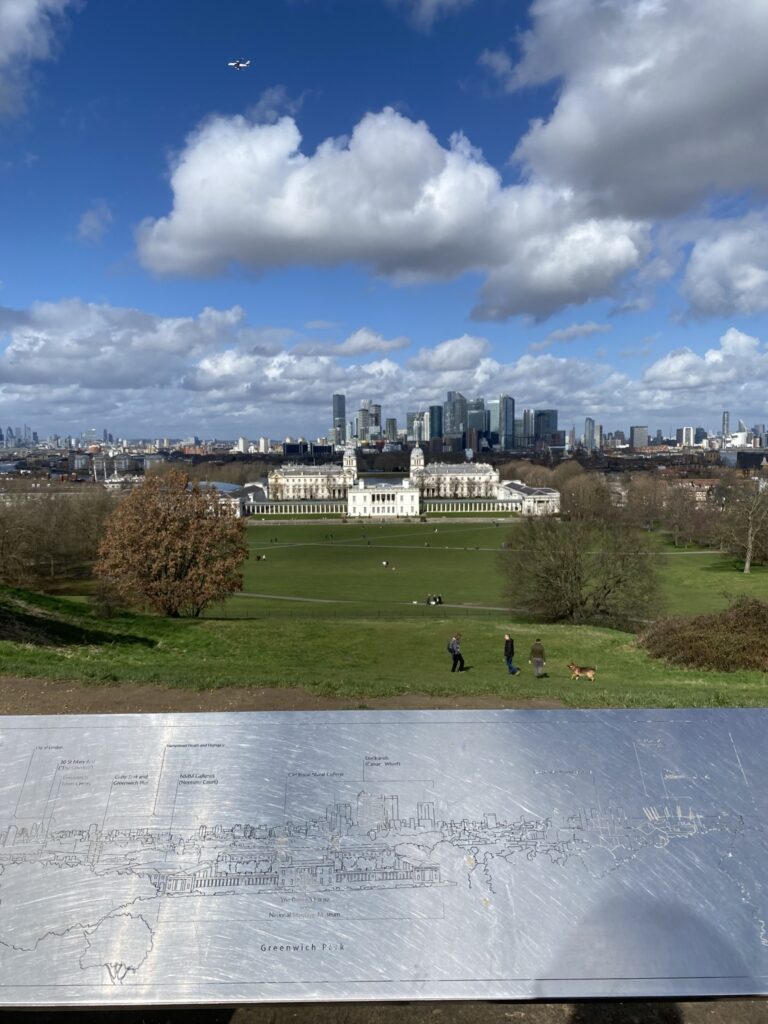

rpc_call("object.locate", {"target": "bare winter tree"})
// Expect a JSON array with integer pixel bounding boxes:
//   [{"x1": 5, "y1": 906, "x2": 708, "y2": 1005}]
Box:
[
  {"x1": 719, "y1": 476, "x2": 768, "y2": 574},
  {"x1": 623, "y1": 473, "x2": 664, "y2": 532},
  {"x1": 95, "y1": 471, "x2": 248, "y2": 616},
  {"x1": 0, "y1": 485, "x2": 117, "y2": 586},
  {"x1": 559, "y1": 474, "x2": 616, "y2": 524},
  {"x1": 500, "y1": 518, "x2": 658, "y2": 626}
]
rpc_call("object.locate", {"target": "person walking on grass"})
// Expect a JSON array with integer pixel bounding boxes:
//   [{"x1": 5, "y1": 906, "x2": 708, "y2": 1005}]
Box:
[
  {"x1": 504, "y1": 633, "x2": 520, "y2": 675},
  {"x1": 448, "y1": 633, "x2": 465, "y2": 673},
  {"x1": 529, "y1": 638, "x2": 547, "y2": 678}
]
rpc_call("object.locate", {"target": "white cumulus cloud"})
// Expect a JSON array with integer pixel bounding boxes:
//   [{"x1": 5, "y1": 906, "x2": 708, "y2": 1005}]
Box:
[
  {"x1": 642, "y1": 328, "x2": 767, "y2": 391},
  {"x1": 409, "y1": 334, "x2": 489, "y2": 371},
  {"x1": 497, "y1": 0, "x2": 768, "y2": 219},
  {"x1": 137, "y1": 107, "x2": 647, "y2": 321},
  {"x1": 0, "y1": 300, "x2": 251, "y2": 388},
  {"x1": 682, "y1": 212, "x2": 768, "y2": 317},
  {"x1": 4, "y1": 297, "x2": 768, "y2": 434},
  {"x1": 0, "y1": 0, "x2": 74, "y2": 118}
]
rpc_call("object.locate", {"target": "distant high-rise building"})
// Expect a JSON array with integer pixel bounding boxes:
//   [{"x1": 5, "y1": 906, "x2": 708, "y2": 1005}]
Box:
[
  {"x1": 443, "y1": 391, "x2": 467, "y2": 439},
  {"x1": 369, "y1": 403, "x2": 382, "y2": 437},
  {"x1": 534, "y1": 409, "x2": 558, "y2": 443},
  {"x1": 722, "y1": 411, "x2": 730, "y2": 437},
  {"x1": 584, "y1": 417, "x2": 596, "y2": 451},
  {"x1": 332, "y1": 394, "x2": 346, "y2": 442},
  {"x1": 357, "y1": 405, "x2": 371, "y2": 441},
  {"x1": 676, "y1": 427, "x2": 694, "y2": 446},
  {"x1": 487, "y1": 400, "x2": 499, "y2": 441},
  {"x1": 467, "y1": 398, "x2": 488, "y2": 436},
  {"x1": 522, "y1": 409, "x2": 535, "y2": 447},
  {"x1": 385, "y1": 417, "x2": 398, "y2": 441},
  {"x1": 694, "y1": 426, "x2": 707, "y2": 444},
  {"x1": 499, "y1": 394, "x2": 515, "y2": 449},
  {"x1": 428, "y1": 404, "x2": 443, "y2": 439},
  {"x1": 630, "y1": 425, "x2": 649, "y2": 449}
]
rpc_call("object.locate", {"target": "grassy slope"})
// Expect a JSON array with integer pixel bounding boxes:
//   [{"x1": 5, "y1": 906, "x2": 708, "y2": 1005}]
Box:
[{"x1": 2, "y1": 521, "x2": 768, "y2": 707}]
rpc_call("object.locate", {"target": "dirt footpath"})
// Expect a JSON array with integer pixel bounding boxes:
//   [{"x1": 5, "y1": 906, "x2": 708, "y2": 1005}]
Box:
[{"x1": 0, "y1": 676, "x2": 764, "y2": 1024}]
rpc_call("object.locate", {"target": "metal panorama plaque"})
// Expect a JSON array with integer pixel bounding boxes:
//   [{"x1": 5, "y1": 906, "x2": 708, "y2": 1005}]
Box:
[{"x1": 0, "y1": 709, "x2": 767, "y2": 1006}]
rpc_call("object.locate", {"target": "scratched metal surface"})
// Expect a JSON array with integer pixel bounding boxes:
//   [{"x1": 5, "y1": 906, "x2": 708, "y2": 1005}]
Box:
[{"x1": 0, "y1": 708, "x2": 766, "y2": 1006}]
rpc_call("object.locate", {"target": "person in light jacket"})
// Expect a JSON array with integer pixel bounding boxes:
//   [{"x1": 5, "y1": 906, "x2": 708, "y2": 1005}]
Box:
[{"x1": 448, "y1": 633, "x2": 465, "y2": 673}]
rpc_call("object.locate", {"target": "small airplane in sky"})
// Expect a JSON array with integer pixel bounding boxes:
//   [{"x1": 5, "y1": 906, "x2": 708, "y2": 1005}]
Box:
[{"x1": 227, "y1": 58, "x2": 251, "y2": 70}]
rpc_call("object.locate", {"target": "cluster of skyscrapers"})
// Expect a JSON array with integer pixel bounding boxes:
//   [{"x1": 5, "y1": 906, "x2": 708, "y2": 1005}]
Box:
[
  {"x1": 0, "y1": 425, "x2": 39, "y2": 447},
  {"x1": 331, "y1": 393, "x2": 560, "y2": 452}
]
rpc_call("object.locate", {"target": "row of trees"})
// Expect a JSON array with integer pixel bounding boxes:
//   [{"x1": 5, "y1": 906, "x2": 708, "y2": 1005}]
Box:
[
  {"x1": 500, "y1": 462, "x2": 768, "y2": 626},
  {"x1": 0, "y1": 473, "x2": 248, "y2": 619},
  {"x1": 0, "y1": 486, "x2": 117, "y2": 585},
  {"x1": 557, "y1": 468, "x2": 768, "y2": 573}
]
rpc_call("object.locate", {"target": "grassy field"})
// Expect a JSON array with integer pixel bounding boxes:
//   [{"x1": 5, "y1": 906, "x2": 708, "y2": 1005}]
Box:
[{"x1": 2, "y1": 520, "x2": 768, "y2": 707}]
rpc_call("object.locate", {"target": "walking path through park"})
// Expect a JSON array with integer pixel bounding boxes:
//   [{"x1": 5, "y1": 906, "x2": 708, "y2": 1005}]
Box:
[{"x1": 241, "y1": 591, "x2": 509, "y2": 611}]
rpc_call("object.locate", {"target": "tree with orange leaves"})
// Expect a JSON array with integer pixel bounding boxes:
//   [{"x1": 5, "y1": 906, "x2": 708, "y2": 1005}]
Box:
[{"x1": 95, "y1": 471, "x2": 247, "y2": 617}]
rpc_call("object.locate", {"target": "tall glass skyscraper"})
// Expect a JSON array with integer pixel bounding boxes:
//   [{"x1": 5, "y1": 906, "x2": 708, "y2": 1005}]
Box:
[
  {"x1": 332, "y1": 393, "x2": 346, "y2": 442},
  {"x1": 428, "y1": 404, "x2": 443, "y2": 439},
  {"x1": 499, "y1": 394, "x2": 515, "y2": 450},
  {"x1": 584, "y1": 417, "x2": 596, "y2": 450},
  {"x1": 522, "y1": 409, "x2": 535, "y2": 447}
]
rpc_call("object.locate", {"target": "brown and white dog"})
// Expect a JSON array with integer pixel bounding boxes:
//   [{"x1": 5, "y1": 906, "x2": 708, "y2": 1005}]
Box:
[{"x1": 567, "y1": 662, "x2": 596, "y2": 682}]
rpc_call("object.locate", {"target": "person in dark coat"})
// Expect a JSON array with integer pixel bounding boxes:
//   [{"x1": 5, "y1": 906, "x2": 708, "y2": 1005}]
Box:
[
  {"x1": 529, "y1": 638, "x2": 547, "y2": 678},
  {"x1": 503, "y1": 633, "x2": 520, "y2": 675},
  {"x1": 448, "y1": 633, "x2": 465, "y2": 673}
]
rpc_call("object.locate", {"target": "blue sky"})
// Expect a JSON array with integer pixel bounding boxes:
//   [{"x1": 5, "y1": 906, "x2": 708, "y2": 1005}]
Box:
[{"x1": 2, "y1": 0, "x2": 768, "y2": 439}]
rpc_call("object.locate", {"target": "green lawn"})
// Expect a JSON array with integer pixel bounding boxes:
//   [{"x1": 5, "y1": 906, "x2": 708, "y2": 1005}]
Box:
[
  {"x1": 657, "y1": 545, "x2": 768, "y2": 615},
  {"x1": 2, "y1": 520, "x2": 768, "y2": 707}
]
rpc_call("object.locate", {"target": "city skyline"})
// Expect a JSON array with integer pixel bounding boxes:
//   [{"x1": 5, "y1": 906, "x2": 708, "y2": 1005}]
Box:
[
  {"x1": 3, "y1": 395, "x2": 760, "y2": 451},
  {"x1": 3, "y1": 2, "x2": 768, "y2": 436}
]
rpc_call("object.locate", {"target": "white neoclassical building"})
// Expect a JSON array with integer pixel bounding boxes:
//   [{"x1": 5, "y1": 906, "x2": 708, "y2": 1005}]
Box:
[
  {"x1": 347, "y1": 479, "x2": 420, "y2": 518},
  {"x1": 408, "y1": 446, "x2": 499, "y2": 497},
  {"x1": 268, "y1": 448, "x2": 358, "y2": 500},
  {"x1": 257, "y1": 446, "x2": 559, "y2": 517}
]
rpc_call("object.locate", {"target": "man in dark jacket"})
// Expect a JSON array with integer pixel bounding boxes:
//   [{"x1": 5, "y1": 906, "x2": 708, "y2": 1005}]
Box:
[
  {"x1": 529, "y1": 638, "x2": 547, "y2": 678},
  {"x1": 503, "y1": 633, "x2": 520, "y2": 675},
  {"x1": 448, "y1": 633, "x2": 465, "y2": 672}
]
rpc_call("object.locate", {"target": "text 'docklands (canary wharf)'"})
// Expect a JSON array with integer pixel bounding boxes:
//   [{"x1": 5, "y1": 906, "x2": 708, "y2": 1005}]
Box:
[{"x1": 0, "y1": 709, "x2": 766, "y2": 1005}]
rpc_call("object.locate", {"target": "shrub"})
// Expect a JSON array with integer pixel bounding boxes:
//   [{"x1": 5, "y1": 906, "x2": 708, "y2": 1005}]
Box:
[{"x1": 639, "y1": 597, "x2": 768, "y2": 672}]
